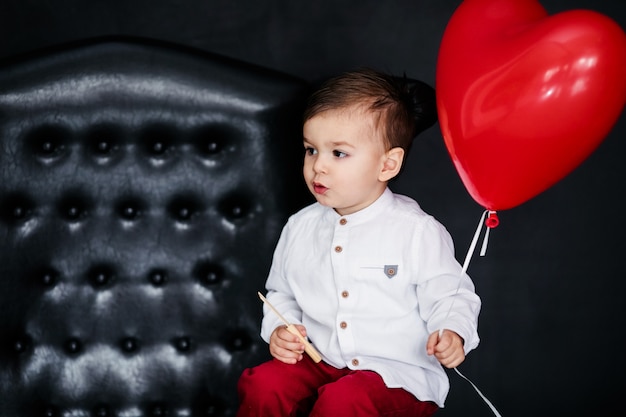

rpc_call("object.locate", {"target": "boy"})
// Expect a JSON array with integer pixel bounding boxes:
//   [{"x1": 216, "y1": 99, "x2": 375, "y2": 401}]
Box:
[{"x1": 237, "y1": 68, "x2": 481, "y2": 417}]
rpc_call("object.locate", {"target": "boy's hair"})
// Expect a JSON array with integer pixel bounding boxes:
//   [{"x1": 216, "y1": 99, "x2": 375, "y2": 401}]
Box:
[{"x1": 303, "y1": 68, "x2": 437, "y2": 153}]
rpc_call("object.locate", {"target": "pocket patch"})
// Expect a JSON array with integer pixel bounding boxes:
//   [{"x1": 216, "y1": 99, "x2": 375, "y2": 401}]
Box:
[{"x1": 384, "y1": 265, "x2": 398, "y2": 279}]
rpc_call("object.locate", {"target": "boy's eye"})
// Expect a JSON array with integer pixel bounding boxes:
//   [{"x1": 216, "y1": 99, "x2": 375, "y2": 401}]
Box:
[
  {"x1": 333, "y1": 150, "x2": 348, "y2": 158},
  {"x1": 304, "y1": 147, "x2": 317, "y2": 156}
]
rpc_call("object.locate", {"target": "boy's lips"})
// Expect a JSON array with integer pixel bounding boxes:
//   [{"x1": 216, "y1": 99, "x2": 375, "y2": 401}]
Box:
[{"x1": 312, "y1": 182, "x2": 328, "y2": 194}]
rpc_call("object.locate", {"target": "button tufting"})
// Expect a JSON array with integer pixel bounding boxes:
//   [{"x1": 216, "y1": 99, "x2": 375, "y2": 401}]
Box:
[
  {"x1": 223, "y1": 329, "x2": 252, "y2": 352},
  {"x1": 152, "y1": 141, "x2": 165, "y2": 154},
  {"x1": 41, "y1": 141, "x2": 55, "y2": 153},
  {"x1": 204, "y1": 141, "x2": 221, "y2": 154},
  {"x1": 88, "y1": 265, "x2": 115, "y2": 287},
  {"x1": 64, "y1": 337, "x2": 82, "y2": 354},
  {"x1": 66, "y1": 206, "x2": 80, "y2": 219},
  {"x1": 194, "y1": 261, "x2": 223, "y2": 286},
  {"x1": 12, "y1": 206, "x2": 26, "y2": 219},
  {"x1": 141, "y1": 125, "x2": 176, "y2": 159},
  {"x1": 40, "y1": 268, "x2": 58, "y2": 286},
  {"x1": 174, "y1": 336, "x2": 191, "y2": 352},
  {"x1": 0, "y1": 40, "x2": 313, "y2": 417},
  {"x1": 116, "y1": 199, "x2": 145, "y2": 221},
  {"x1": 0, "y1": 193, "x2": 35, "y2": 224},
  {"x1": 167, "y1": 196, "x2": 201, "y2": 222},
  {"x1": 94, "y1": 405, "x2": 110, "y2": 417},
  {"x1": 26, "y1": 124, "x2": 70, "y2": 160},
  {"x1": 230, "y1": 205, "x2": 242, "y2": 217},
  {"x1": 13, "y1": 336, "x2": 31, "y2": 353},
  {"x1": 43, "y1": 406, "x2": 58, "y2": 417},
  {"x1": 40, "y1": 138, "x2": 59, "y2": 154},
  {"x1": 192, "y1": 124, "x2": 238, "y2": 158},
  {"x1": 205, "y1": 403, "x2": 221, "y2": 417},
  {"x1": 93, "y1": 271, "x2": 109, "y2": 286},
  {"x1": 231, "y1": 337, "x2": 245, "y2": 350},
  {"x1": 58, "y1": 195, "x2": 90, "y2": 222},
  {"x1": 121, "y1": 206, "x2": 138, "y2": 220},
  {"x1": 121, "y1": 337, "x2": 139, "y2": 353},
  {"x1": 177, "y1": 207, "x2": 191, "y2": 220},
  {"x1": 194, "y1": 397, "x2": 225, "y2": 417},
  {"x1": 149, "y1": 403, "x2": 168, "y2": 417},
  {"x1": 148, "y1": 269, "x2": 167, "y2": 286},
  {"x1": 96, "y1": 141, "x2": 111, "y2": 153},
  {"x1": 218, "y1": 194, "x2": 251, "y2": 221},
  {"x1": 85, "y1": 125, "x2": 123, "y2": 164}
]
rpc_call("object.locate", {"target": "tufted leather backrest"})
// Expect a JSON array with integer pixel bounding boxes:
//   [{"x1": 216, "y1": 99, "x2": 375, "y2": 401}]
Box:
[{"x1": 0, "y1": 38, "x2": 309, "y2": 417}]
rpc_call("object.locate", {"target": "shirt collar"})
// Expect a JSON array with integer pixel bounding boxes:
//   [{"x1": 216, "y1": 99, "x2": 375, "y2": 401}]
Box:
[{"x1": 323, "y1": 187, "x2": 394, "y2": 225}]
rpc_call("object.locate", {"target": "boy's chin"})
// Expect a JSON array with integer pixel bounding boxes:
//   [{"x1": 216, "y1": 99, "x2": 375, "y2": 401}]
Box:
[{"x1": 311, "y1": 193, "x2": 333, "y2": 208}]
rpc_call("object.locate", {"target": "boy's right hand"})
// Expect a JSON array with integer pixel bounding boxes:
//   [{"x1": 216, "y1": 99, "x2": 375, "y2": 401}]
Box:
[{"x1": 269, "y1": 324, "x2": 307, "y2": 364}]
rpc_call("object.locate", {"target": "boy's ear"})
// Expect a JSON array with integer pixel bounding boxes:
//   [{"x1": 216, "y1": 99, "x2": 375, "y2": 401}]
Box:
[{"x1": 379, "y1": 147, "x2": 405, "y2": 182}]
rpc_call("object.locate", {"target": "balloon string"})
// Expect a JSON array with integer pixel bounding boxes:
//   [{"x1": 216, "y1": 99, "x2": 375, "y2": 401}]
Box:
[
  {"x1": 480, "y1": 210, "x2": 498, "y2": 256},
  {"x1": 441, "y1": 210, "x2": 487, "y2": 334},
  {"x1": 441, "y1": 209, "x2": 503, "y2": 417},
  {"x1": 480, "y1": 225, "x2": 490, "y2": 256},
  {"x1": 453, "y1": 367, "x2": 502, "y2": 417},
  {"x1": 461, "y1": 209, "x2": 489, "y2": 274}
]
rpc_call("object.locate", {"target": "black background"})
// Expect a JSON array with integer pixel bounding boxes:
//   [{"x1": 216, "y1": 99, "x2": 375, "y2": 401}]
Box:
[{"x1": 1, "y1": 1, "x2": 625, "y2": 416}]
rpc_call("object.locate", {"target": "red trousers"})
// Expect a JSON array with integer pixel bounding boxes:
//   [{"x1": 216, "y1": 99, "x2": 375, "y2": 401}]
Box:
[{"x1": 236, "y1": 355, "x2": 438, "y2": 417}]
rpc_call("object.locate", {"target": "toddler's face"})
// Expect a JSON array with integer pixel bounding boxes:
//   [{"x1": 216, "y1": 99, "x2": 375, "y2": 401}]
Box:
[{"x1": 302, "y1": 106, "x2": 389, "y2": 215}]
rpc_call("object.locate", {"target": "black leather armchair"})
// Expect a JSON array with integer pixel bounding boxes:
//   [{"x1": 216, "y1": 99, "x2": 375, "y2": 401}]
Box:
[{"x1": 0, "y1": 38, "x2": 309, "y2": 417}]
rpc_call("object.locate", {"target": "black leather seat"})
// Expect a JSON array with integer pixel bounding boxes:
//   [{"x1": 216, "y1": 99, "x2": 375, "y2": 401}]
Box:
[{"x1": 0, "y1": 38, "x2": 309, "y2": 417}]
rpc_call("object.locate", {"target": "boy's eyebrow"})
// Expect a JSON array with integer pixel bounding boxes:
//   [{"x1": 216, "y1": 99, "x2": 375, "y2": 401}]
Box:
[{"x1": 302, "y1": 138, "x2": 355, "y2": 148}]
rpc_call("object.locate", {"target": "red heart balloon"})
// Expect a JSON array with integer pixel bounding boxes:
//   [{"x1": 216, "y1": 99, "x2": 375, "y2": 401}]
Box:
[{"x1": 436, "y1": 0, "x2": 626, "y2": 211}]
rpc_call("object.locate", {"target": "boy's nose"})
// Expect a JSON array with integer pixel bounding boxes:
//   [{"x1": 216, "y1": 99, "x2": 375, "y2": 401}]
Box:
[{"x1": 312, "y1": 155, "x2": 327, "y2": 173}]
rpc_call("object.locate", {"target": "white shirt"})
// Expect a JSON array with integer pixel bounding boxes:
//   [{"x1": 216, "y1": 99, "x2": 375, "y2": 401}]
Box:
[{"x1": 261, "y1": 187, "x2": 481, "y2": 407}]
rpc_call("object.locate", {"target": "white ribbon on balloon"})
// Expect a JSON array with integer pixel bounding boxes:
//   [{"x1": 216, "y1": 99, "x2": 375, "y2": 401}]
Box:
[{"x1": 440, "y1": 209, "x2": 502, "y2": 417}]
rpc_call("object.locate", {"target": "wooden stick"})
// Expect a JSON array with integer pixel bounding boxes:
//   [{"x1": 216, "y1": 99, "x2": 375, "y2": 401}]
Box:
[{"x1": 258, "y1": 292, "x2": 322, "y2": 363}]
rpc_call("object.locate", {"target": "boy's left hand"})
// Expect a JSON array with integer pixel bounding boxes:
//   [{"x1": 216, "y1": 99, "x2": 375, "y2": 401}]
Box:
[{"x1": 426, "y1": 329, "x2": 465, "y2": 369}]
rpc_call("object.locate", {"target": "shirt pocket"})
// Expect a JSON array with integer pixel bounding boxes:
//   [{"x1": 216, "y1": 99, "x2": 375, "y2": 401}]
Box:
[
  {"x1": 350, "y1": 260, "x2": 417, "y2": 317},
  {"x1": 351, "y1": 260, "x2": 408, "y2": 294},
  {"x1": 359, "y1": 264, "x2": 399, "y2": 279}
]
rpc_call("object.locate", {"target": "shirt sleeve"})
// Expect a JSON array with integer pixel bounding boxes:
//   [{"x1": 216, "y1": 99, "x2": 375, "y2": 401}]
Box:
[
  {"x1": 414, "y1": 217, "x2": 481, "y2": 352},
  {"x1": 260, "y1": 219, "x2": 304, "y2": 343}
]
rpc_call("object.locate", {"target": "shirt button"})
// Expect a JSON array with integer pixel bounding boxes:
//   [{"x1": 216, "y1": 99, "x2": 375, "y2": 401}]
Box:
[
  {"x1": 341, "y1": 290, "x2": 349, "y2": 298},
  {"x1": 334, "y1": 246, "x2": 343, "y2": 253},
  {"x1": 339, "y1": 321, "x2": 347, "y2": 329},
  {"x1": 352, "y1": 359, "x2": 359, "y2": 366},
  {"x1": 339, "y1": 218, "x2": 347, "y2": 225}
]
